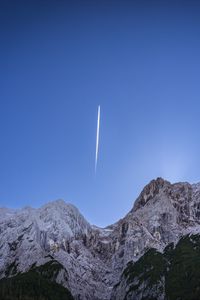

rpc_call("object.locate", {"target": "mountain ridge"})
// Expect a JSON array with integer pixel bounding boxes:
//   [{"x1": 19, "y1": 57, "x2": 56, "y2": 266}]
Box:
[{"x1": 1, "y1": 177, "x2": 200, "y2": 299}]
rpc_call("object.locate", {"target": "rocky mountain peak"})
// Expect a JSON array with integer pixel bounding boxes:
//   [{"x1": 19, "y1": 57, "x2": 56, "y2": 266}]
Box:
[{"x1": 133, "y1": 177, "x2": 171, "y2": 212}]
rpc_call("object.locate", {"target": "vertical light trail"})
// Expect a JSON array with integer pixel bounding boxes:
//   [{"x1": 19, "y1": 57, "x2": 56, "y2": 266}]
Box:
[{"x1": 95, "y1": 105, "x2": 100, "y2": 173}]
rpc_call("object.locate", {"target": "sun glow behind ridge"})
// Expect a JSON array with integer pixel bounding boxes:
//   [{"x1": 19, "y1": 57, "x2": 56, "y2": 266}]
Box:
[{"x1": 160, "y1": 144, "x2": 192, "y2": 183}]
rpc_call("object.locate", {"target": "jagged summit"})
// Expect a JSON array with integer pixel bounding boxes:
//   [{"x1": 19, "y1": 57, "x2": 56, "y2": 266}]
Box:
[
  {"x1": 133, "y1": 177, "x2": 170, "y2": 211},
  {"x1": 39, "y1": 198, "x2": 84, "y2": 216}
]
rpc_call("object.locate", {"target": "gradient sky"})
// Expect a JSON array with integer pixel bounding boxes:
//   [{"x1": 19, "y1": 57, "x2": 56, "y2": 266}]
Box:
[{"x1": 1, "y1": 0, "x2": 200, "y2": 226}]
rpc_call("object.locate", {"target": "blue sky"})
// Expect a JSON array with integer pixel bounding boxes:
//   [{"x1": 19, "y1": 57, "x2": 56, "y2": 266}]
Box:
[{"x1": 1, "y1": 0, "x2": 200, "y2": 226}]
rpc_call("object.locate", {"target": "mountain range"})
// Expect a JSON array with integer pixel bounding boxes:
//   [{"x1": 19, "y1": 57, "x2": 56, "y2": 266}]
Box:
[{"x1": 1, "y1": 177, "x2": 200, "y2": 299}]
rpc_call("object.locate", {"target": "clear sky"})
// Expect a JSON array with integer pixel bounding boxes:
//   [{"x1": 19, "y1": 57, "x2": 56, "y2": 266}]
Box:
[{"x1": 1, "y1": 0, "x2": 200, "y2": 227}]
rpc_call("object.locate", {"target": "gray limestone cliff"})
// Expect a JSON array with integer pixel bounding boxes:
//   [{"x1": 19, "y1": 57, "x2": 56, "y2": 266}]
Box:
[{"x1": 1, "y1": 178, "x2": 200, "y2": 299}]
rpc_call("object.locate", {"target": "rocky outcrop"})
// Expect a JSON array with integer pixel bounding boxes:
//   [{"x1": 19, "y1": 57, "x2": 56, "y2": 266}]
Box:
[{"x1": 133, "y1": 177, "x2": 169, "y2": 211}]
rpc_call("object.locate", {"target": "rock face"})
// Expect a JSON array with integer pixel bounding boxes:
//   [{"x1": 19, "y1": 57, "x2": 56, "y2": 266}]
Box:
[{"x1": 1, "y1": 178, "x2": 200, "y2": 299}]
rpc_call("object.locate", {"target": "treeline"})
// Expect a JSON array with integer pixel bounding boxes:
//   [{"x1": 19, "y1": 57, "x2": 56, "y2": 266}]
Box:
[{"x1": 0, "y1": 261, "x2": 74, "y2": 300}]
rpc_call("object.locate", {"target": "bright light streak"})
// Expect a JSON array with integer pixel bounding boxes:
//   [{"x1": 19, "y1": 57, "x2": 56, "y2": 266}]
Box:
[{"x1": 95, "y1": 105, "x2": 100, "y2": 173}]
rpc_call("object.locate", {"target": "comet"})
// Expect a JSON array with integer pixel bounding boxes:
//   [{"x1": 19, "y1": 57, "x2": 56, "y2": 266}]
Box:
[{"x1": 95, "y1": 105, "x2": 100, "y2": 173}]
